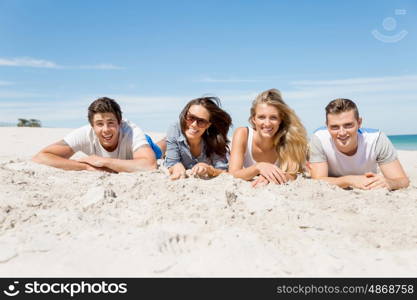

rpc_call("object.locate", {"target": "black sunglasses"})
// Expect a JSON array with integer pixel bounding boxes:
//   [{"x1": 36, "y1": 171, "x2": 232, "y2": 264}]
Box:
[{"x1": 185, "y1": 113, "x2": 210, "y2": 128}]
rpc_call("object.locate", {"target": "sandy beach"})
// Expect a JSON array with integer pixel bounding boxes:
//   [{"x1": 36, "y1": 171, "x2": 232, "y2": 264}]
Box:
[{"x1": 0, "y1": 127, "x2": 416, "y2": 277}]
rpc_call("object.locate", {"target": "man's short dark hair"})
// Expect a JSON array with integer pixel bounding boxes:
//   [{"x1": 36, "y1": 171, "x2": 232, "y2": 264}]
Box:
[
  {"x1": 325, "y1": 98, "x2": 359, "y2": 123},
  {"x1": 88, "y1": 97, "x2": 122, "y2": 125}
]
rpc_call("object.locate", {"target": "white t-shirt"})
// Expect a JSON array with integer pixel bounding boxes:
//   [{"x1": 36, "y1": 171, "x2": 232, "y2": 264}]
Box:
[
  {"x1": 310, "y1": 127, "x2": 397, "y2": 177},
  {"x1": 64, "y1": 120, "x2": 148, "y2": 159}
]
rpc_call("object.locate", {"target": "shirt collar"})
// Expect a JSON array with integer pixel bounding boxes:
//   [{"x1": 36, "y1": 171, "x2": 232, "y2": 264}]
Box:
[{"x1": 177, "y1": 122, "x2": 207, "y2": 154}]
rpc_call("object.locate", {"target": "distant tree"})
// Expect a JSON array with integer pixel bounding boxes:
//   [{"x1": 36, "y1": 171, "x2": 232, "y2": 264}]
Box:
[
  {"x1": 29, "y1": 119, "x2": 41, "y2": 127},
  {"x1": 17, "y1": 118, "x2": 42, "y2": 127},
  {"x1": 17, "y1": 118, "x2": 29, "y2": 127}
]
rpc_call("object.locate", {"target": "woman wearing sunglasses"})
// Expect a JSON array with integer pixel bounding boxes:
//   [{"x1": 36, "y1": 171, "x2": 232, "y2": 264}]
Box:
[
  {"x1": 164, "y1": 97, "x2": 232, "y2": 180},
  {"x1": 229, "y1": 89, "x2": 308, "y2": 187}
]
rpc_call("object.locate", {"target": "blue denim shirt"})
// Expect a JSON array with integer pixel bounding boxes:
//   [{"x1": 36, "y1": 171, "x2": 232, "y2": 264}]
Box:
[{"x1": 163, "y1": 122, "x2": 228, "y2": 170}]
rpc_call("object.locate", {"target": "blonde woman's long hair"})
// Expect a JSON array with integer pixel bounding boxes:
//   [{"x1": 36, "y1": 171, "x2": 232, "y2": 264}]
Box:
[{"x1": 249, "y1": 89, "x2": 308, "y2": 175}]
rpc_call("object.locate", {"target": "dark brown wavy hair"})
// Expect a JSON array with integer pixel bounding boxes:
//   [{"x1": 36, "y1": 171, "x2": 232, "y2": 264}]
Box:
[{"x1": 179, "y1": 97, "x2": 232, "y2": 158}]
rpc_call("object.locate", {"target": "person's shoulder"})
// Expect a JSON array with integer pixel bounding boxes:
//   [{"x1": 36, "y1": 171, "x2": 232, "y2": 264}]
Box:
[
  {"x1": 231, "y1": 127, "x2": 249, "y2": 147},
  {"x1": 311, "y1": 126, "x2": 329, "y2": 145},
  {"x1": 63, "y1": 124, "x2": 93, "y2": 150},
  {"x1": 312, "y1": 126, "x2": 328, "y2": 136},
  {"x1": 167, "y1": 121, "x2": 181, "y2": 135},
  {"x1": 359, "y1": 128, "x2": 381, "y2": 143},
  {"x1": 66, "y1": 124, "x2": 92, "y2": 137},
  {"x1": 309, "y1": 130, "x2": 326, "y2": 154},
  {"x1": 76, "y1": 124, "x2": 92, "y2": 131},
  {"x1": 165, "y1": 122, "x2": 183, "y2": 144},
  {"x1": 374, "y1": 130, "x2": 394, "y2": 147},
  {"x1": 171, "y1": 121, "x2": 181, "y2": 130},
  {"x1": 120, "y1": 119, "x2": 145, "y2": 135},
  {"x1": 358, "y1": 128, "x2": 380, "y2": 135},
  {"x1": 233, "y1": 127, "x2": 249, "y2": 138},
  {"x1": 121, "y1": 119, "x2": 139, "y2": 130}
]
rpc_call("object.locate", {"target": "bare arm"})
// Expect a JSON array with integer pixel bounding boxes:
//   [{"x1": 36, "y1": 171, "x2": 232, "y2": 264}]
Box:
[
  {"x1": 32, "y1": 140, "x2": 93, "y2": 171},
  {"x1": 190, "y1": 162, "x2": 226, "y2": 178},
  {"x1": 367, "y1": 159, "x2": 409, "y2": 190},
  {"x1": 208, "y1": 165, "x2": 226, "y2": 177},
  {"x1": 228, "y1": 128, "x2": 260, "y2": 180},
  {"x1": 168, "y1": 162, "x2": 186, "y2": 180},
  {"x1": 310, "y1": 161, "x2": 374, "y2": 189},
  {"x1": 79, "y1": 144, "x2": 157, "y2": 173},
  {"x1": 229, "y1": 128, "x2": 288, "y2": 184}
]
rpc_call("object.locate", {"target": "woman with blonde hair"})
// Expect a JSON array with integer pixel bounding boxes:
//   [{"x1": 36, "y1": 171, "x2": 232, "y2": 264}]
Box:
[{"x1": 229, "y1": 89, "x2": 308, "y2": 187}]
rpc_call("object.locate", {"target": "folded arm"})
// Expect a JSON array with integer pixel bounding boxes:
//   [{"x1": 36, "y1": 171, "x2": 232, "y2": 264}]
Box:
[
  {"x1": 32, "y1": 140, "x2": 97, "y2": 171},
  {"x1": 310, "y1": 161, "x2": 371, "y2": 189},
  {"x1": 371, "y1": 159, "x2": 409, "y2": 190},
  {"x1": 78, "y1": 144, "x2": 157, "y2": 173},
  {"x1": 310, "y1": 160, "x2": 409, "y2": 190},
  {"x1": 229, "y1": 128, "x2": 289, "y2": 184},
  {"x1": 190, "y1": 162, "x2": 226, "y2": 178}
]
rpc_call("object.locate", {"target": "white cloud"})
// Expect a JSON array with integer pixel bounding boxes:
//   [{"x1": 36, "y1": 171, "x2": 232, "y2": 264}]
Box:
[
  {"x1": 0, "y1": 91, "x2": 46, "y2": 99},
  {"x1": 0, "y1": 57, "x2": 59, "y2": 68},
  {"x1": 0, "y1": 57, "x2": 123, "y2": 70}
]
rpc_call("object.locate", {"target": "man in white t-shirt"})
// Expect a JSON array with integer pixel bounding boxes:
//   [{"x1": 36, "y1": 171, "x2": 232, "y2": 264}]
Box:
[
  {"x1": 33, "y1": 97, "x2": 164, "y2": 173},
  {"x1": 309, "y1": 98, "x2": 409, "y2": 190}
]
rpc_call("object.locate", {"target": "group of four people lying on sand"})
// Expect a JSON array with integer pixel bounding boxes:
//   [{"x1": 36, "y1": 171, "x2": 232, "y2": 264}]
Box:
[{"x1": 32, "y1": 89, "x2": 410, "y2": 190}]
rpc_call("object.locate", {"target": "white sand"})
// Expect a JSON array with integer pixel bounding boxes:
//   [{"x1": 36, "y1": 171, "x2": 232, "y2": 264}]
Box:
[{"x1": 1, "y1": 127, "x2": 416, "y2": 277}]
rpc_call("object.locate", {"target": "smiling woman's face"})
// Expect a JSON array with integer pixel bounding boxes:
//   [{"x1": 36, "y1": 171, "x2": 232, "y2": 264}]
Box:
[
  {"x1": 184, "y1": 104, "x2": 211, "y2": 141},
  {"x1": 252, "y1": 103, "x2": 281, "y2": 138}
]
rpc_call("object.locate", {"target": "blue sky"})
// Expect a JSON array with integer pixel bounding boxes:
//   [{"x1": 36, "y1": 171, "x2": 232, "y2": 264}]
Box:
[{"x1": 0, "y1": 0, "x2": 416, "y2": 134}]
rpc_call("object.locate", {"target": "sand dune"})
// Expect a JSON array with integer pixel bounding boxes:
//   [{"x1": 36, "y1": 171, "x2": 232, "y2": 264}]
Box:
[{"x1": 1, "y1": 127, "x2": 416, "y2": 276}]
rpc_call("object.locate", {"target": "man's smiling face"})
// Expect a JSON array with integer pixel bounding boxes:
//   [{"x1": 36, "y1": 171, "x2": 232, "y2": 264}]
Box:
[
  {"x1": 327, "y1": 110, "x2": 362, "y2": 156},
  {"x1": 92, "y1": 112, "x2": 120, "y2": 152}
]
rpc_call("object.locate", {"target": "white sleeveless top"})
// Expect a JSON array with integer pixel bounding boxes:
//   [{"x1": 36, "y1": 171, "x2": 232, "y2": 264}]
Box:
[
  {"x1": 313, "y1": 127, "x2": 380, "y2": 177},
  {"x1": 243, "y1": 127, "x2": 256, "y2": 168},
  {"x1": 243, "y1": 127, "x2": 279, "y2": 168}
]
